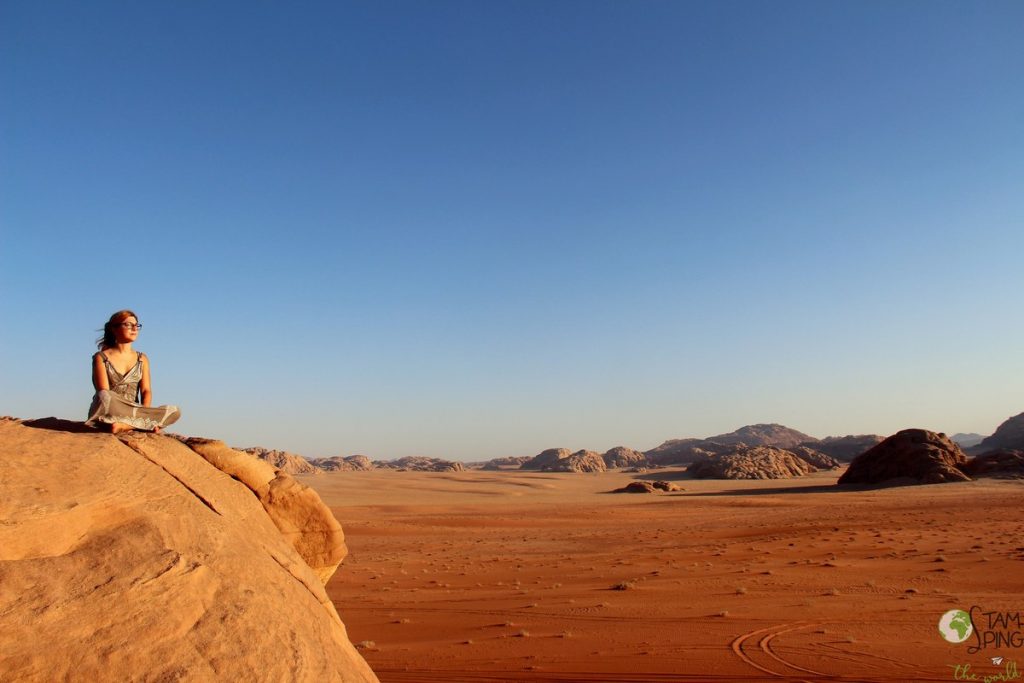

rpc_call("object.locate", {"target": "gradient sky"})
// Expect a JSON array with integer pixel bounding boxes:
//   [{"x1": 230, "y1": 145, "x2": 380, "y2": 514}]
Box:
[{"x1": 2, "y1": 1, "x2": 1022, "y2": 461}]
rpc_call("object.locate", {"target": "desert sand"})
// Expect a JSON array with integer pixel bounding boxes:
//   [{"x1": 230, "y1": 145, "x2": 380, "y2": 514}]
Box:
[{"x1": 307, "y1": 467, "x2": 1024, "y2": 682}]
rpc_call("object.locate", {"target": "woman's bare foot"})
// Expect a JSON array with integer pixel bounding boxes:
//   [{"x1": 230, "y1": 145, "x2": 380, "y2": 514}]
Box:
[
  {"x1": 152, "y1": 426, "x2": 162, "y2": 434},
  {"x1": 110, "y1": 422, "x2": 134, "y2": 434}
]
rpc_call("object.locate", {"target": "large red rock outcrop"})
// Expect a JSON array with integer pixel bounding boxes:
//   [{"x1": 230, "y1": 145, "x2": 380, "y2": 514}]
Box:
[
  {"x1": 0, "y1": 418, "x2": 378, "y2": 682},
  {"x1": 837, "y1": 429, "x2": 970, "y2": 485}
]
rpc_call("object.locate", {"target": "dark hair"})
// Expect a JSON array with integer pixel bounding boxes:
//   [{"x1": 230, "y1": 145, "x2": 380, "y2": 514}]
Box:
[{"x1": 96, "y1": 309, "x2": 139, "y2": 350}]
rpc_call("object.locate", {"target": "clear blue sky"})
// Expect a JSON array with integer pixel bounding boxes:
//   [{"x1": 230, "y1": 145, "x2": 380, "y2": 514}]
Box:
[{"x1": 2, "y1": 1, "x2": 1022, "y2": 460}]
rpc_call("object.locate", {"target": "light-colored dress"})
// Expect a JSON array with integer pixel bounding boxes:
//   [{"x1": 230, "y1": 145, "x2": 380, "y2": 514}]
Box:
[{"x1": 85, "y1": 351, "x2": 181, "y2": 430}]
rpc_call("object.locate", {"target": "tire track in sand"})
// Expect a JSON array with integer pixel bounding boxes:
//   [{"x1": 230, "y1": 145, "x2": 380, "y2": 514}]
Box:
[{"x1": 730, "y1": 621, "x2": 824, "y2": 680}]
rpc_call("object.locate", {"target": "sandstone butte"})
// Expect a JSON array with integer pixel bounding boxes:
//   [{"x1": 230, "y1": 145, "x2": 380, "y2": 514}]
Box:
[{"x1": 0, "y1": 417, "x2": 379, "y2": 683}]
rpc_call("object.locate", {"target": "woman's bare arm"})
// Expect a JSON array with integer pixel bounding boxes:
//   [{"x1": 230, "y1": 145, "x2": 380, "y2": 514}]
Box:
[
  {"x1": 92, "y1": 353, "x2": 109, "y2": 392},
  {"x1": 139, "y1": 353, "x2": 153, "y2": 407}
]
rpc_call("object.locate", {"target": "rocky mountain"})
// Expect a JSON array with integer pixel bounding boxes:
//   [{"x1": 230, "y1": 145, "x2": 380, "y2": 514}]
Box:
[
  {"x1": 705, "y1": 423, "x2": 819, "y2": 449},
  {"x1": 951, "y1": 432, "x2": 987, "y2": 449},
  {"x1": 644, "y1": 439, "x2": 731, "y2": 466},
  {"x1": 686, "y1": 445, "x2": 818, "y2": 480},
  {"x1": 602, "y1": 446, "x2": 647, "y2": 469},
  {"x1": 972, "y1": 412, "x2": 1024, "y2": 453},
  {"x1": 242, "y1": 446, "x2": 321, "y2": 475},
  {"x1": 807, "y1": 434, "x2": 885, "y2": 462},
  {"x1": 0, "y1": 417, "x2": 377, "y2": 682},
  {"x1": 838, "y1": 429, "x2": 970, "y2": 485},
  {"x1": 315, "y1": 454, "x2": 374, "y2": 471}
]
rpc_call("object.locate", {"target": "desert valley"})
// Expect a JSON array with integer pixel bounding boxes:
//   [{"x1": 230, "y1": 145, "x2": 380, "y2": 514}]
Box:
[{"x1": 2, "y1": 413, "x2": 1022, "y2": 682}]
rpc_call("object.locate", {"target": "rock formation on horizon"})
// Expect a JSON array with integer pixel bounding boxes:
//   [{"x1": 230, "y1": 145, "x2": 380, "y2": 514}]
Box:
[
  {"x1": 519, "y1": 447, "x2": 572, "y2": 470},
  {"x1": 543, "y1": 449, "x2": 606, "y2": 473},
  {"x1": 786, "y1": 445, "x2": 841, "y2": 470},
  {"x1": 479, "y1": 455, "x2": 534, "y2": 470},
  {"x1": 951, "y1": 432, "x2": 987, "y2": 449},
  {"x1": 242, "y1": 446, "x2": 321, "y2": 475},
  {"x1": 805, "y1": 434, "x2": 885, "y2": 462},
  {"x1": 644, "y1": 439, "x2": 730, "y2": 466},
  {"x1": 316, "y1": 454, "x2": 374, "y2": 471},
  {"x1": 686, "y1": 445, "x2": 818, "y2": 480},
  {"x1": 373, "y1": 455, "x2": 464, "y2": 472},
  {"x1": 972, "y1": 412, "x2": 1024, "y2": 453},
  {"x1": 602, "y1": 446, "x2": 647, "y2": 469},
  {"x1": 838, "y1": 429, "x2": 970, "y2": 485},
  {"x1": 961, "y1": 449, "x2": 1024, "y2": 479},
  {"x1": 0, "y1": 417, "x2": 378, "y2": 682},
  {"x1": 705, "y1": 423, "x2": 819, "y2": 449}
]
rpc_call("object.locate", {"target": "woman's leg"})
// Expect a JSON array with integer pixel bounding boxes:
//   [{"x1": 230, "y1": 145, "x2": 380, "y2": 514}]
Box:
[{"x1": 110, "y1": 422, "x2": 134, "y2": 434}]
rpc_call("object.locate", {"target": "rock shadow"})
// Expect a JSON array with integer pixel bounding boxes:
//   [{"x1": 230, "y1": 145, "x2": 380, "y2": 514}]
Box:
[{"x1": 22, "y1": 417, "x2": 101, "y2": 434}]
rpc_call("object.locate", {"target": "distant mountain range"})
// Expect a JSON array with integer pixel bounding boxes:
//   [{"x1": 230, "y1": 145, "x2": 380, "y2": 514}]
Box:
[{"x1": 238, "y1": 415, "x2": 1022, "y2": 475}]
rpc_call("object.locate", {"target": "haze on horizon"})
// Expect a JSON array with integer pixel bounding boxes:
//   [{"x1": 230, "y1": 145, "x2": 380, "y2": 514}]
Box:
[{"x1": 2, "y1": 1, "x2": 1022, "y2": 461}]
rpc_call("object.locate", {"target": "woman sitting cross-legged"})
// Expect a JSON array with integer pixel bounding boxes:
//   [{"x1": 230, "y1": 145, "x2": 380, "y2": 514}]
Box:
[{"x1": 85, "y1": 309, "x2": 181, "y2": 434}]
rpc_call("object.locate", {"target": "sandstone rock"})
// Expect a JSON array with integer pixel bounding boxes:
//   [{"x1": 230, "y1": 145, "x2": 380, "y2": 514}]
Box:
[
  {"x1": 182, "y1": 438, "x2": 347, "y2": 585},
  {"x1": 242, "y1": 446, "x2": 321, "y2": 475},
  {"x1": 0, "y1": 418, "x2": 377, "y2": 682},
  {"x1": 786, "y1": 446, "x2": 841, "y2": 469},
  {"x1": 519, "y1": 448, "x2": 572, "y2": 470},
  {"x1": 602, "y1": 446, "x2": 647, "y2": 469},
  {"x1": 373, "y1": 456, "x2": 464, "y2": 472},
  {"x1": 612, "y1": 481, "x2": 657, "y2": 493},
  {"x1": 973, "y1": 412, "x2": 1024, "y2": 453},
  {"x1": 610, "y1": 480, "x2": 681, "y2": 493},
  {"x1": 317, "y1": 455, "x2": 374, "y2": 471},
  {"x1": 687, "y1": 446, "x2": 817, "y2": 480},
  {"x1": 961, "y1": 450, "x2": 1024, "y2": 479},
  {"x1": 543, "y1": 450, "x2": 606, "y2": 473},
  {"x1": 837, "y1": 429, "x2": 970, "y2": 485},
  {"x1": 644, "y1": 438, "x2": 709, "y2": 465},
  {"x1": 645, "y1": 440, "x2": 730, "y2": 466},
  {"x1": 479, "y1": 456, "x2": 534, "y2": 471},
  {"x1": 807, "y1": 434, "x2": 885, "y2": 462}
]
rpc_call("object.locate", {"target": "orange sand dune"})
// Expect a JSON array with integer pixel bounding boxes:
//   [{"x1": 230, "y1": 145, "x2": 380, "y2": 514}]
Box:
[{"x1": 303, "y1": 468, "x2": 1024, "y2": 682}]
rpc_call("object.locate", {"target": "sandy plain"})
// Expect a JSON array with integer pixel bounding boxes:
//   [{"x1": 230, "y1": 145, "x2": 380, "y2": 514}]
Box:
[{"x1": 301, "y1": 467, "x2": 1024, "y2": 683}]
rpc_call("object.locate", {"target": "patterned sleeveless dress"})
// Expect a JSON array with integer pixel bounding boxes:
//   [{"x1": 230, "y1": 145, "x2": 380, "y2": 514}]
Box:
[{"x1": 85, "y1": 351, "x2": 182, "y2": 430}]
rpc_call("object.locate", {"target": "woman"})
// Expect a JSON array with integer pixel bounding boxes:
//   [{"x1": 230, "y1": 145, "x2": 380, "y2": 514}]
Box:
[{"x1": 86, "y1": 309, "x2": 181, "y2": 434}]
